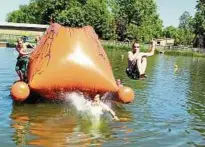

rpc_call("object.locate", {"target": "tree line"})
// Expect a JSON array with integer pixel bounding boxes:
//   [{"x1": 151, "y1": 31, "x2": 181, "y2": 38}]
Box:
[{"x1": 6, "y1": 0, "x2": 205, "y2": 47}]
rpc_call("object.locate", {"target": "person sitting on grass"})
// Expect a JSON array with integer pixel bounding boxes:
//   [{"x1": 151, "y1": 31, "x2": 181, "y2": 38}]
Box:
[
  {"x1": 126, "y1": 40, "x2": 156, "y2": 80},
  {"x1": 15, "y1": 39, "x2": 33, "y2": 82}
]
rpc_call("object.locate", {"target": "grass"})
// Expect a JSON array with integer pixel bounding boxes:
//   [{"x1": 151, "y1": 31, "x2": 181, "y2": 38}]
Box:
[
  {"x1": 0, "y1": 29, "x2": 43, "y2": 36},
  {"x1": 0, "y1": 29, "x2": 43, "y2": 48},
  {"x1": 102, "y1": 43, "x2": 205, "y2": 58},
  {"x1": 102, "y1": 42, "x2": 149, "y2": 52},
  {"x1": 4, "y1": 37, "x2": 205, "y2": 58},
  {"x1": 2, "y1": 37, "x2": 36, "y2": 48},
  {"x1": 156, "y1": 49, "x2": 205, "y2": 57}
]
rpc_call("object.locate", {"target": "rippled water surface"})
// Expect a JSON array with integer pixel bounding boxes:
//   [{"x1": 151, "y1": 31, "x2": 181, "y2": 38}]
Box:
[{"x1": 0, "y1": 48, "x2": 205, "y2": 146}]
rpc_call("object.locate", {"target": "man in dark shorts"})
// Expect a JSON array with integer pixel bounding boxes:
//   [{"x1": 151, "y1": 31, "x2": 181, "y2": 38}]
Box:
[
  {"x1": 126, "y1": 40, "x2": 156, "y2": 80},
  {"x1": 15, "y1": 39, "x2": 32, "y2": 82}
]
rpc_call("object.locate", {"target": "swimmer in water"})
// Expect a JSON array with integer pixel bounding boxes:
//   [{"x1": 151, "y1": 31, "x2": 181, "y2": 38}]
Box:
[{"x1": 92, "y1": 94, "x2": 120, "y2": 121}]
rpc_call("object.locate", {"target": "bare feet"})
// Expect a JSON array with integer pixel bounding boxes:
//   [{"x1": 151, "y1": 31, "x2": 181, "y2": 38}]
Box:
[
  {"x1": 139, "y1": 74, "x2": 148, "y2": 80},
  {"x1": 113, "y1": 116, "x2": 120, "y2": 121},
  {"x1": 139, "y1": 74, "x2": 145, "y2": 80}
]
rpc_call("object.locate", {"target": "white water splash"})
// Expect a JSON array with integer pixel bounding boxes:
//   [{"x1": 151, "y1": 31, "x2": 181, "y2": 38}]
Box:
[
  {"x1": 64, "y1": 92, "x2": 104, "y2": 121},
  {"x1": 63, "y1": 91, "x2": 115, "y2": 139}
]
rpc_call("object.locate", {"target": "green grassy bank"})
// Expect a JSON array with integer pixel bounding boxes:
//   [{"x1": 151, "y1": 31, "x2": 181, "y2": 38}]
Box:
[
  {"x1": 155, "y1": 49, "x2": 205, "y2": 57},
  {"x1": 4, "y1": 39, "x2": 205, "y2": 58},
  {"x1": 103, "y1": 43, "x2": 205, "y2": 58}
]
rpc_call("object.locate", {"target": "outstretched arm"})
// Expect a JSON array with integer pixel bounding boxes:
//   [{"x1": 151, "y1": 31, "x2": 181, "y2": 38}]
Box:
[
  {"x1": 19, "y1": 50, "x2": 32, "y2": 55},
  {"x1": 140, "y1": 40, "x2": 156, "y2": 57},
  {"x1": 22, "y1": 44, "x2": 33, "y2": 55},
  {"x1": 16, "y1": 44, "x2": 32, "y2": 55},
  {"x1": 100, "y1": 102, "x2": 120, "y2": 121}
]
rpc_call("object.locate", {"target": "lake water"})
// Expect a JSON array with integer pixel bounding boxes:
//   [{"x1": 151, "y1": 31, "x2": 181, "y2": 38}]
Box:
[{"x1": 0, "y1": 47, "x2": 205, "y2": 146}]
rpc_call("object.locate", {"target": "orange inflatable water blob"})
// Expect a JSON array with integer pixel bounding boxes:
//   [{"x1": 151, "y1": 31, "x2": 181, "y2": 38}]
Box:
[
  {"x1": 10, "y1": 81, "x2": 30, "y2": 101},
  {"x1": 27, "y1": 23, "x2": 118, "y2": 99},
  {"x1": 118, "y1": 86, "x2": 135, "y2": 103}
]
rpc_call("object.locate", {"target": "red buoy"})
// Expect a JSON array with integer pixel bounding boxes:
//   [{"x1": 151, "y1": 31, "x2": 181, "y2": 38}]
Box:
[
  {"x1": 10, "y1": 81, "x2": 30, "y2": 101},
  {"x1": 117, "y1": 86, "x2": 135, "y2": 103}
]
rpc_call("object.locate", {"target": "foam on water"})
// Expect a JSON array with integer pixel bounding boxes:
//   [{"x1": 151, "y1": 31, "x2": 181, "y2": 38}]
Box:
[{"x1": 64, "y1": 92, "x2": 104, "y2": 121}]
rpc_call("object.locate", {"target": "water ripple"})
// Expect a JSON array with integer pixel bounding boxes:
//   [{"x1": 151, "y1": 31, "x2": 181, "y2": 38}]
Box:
[{"x1": 0, "y1": 49, "x2": 205, "y2": 146}]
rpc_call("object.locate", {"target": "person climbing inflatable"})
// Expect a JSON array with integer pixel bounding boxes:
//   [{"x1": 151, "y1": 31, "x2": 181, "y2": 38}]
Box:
[{"x1": 15, "y1": 39, "x2": 33, "y2": 82}]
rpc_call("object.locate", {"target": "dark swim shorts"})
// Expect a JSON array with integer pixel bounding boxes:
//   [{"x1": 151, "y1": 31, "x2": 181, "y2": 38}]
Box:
[
  {"x1": 15, "y1": 56, "x2": 29, "y2": 74},
  {"x1": 126, "y1": 66, "x2": 140, "y2": 80}
]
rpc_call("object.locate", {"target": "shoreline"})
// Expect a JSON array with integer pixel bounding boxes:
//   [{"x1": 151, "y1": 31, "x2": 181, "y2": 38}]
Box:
[
  {"x1": 2, "y1": 41, "x2": 205, "y2": 58},
  {"x1": 155, "y1": 49, "x2": 205, "y2": 57},
  {"x1": 103, "y1": 44, "x2": 205, "y2": 58}
]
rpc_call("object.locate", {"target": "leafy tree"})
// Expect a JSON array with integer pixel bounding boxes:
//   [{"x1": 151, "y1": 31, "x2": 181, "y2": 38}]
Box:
[
  {"x1": 192, "y1": 0, "x2": 205, "y2": 47},
  {"x1": 162, "y1": 11, "x2": 195, "y2": 46},
  {"x1": 83, "y1": 0, "x2": 115, "y2": 39},
  {"x1": 7, "y1": 3, "x2": 40, "y2": 23},
  {"x1": 115, "y1": 0, "x2": 163, "y2": 42},
  {"x1": 178, "y1": 11, "x2": 195, "y2": 45},
  {"x1": 57, "y1": 7, "x2": 85, "y2": 27},
  {"x1": 163, "y1": 26, "x2": 178, "y2": 38},
  {"x1": 6, "y1": 0, "x2": 115, "y2": 39},
  {"x1": 163, "y1": 26, "x2": 181, "y2": 45},
  {"x1": 179, "y1": 11, "x2": 193, "y2": 30},
  {"x1": 6, "y1": 0, "x2": 163, "y2": 41}
]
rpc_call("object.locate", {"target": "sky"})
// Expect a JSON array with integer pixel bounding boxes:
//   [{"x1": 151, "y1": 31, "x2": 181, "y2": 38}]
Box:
[
  {"x1": 0, "y1": 0, "x2": 29, "y2": 22},
  {"x1": 0, "y1": 0, "x2": 197, "y2": 27},
  {"x1": 156, "y1": 0, "x2": 197, "y2": 27}
]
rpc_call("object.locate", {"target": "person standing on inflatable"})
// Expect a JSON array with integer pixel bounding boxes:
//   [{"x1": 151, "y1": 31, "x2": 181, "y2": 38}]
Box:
[
  {"x1": 15, "y1": 39, "x2": 32, "y2": 82},
  {"x1": 126, "y1": 40, "x2": 156, "y2": 80}
]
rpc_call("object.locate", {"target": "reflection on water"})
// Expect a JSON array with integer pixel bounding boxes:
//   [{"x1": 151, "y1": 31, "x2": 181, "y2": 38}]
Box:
[
  {"x1": 10, "y1": 99, "x2": 132, "y2": 147},
  {"x1": 187, "y1": 57, "x2": 205, "y2": 145},
  {"x1": 10, "y1": 91, "x2": 133, "y2": 146},
  {"x1": 0, "y1": 48, "x2": 205, "y2": 146}
]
